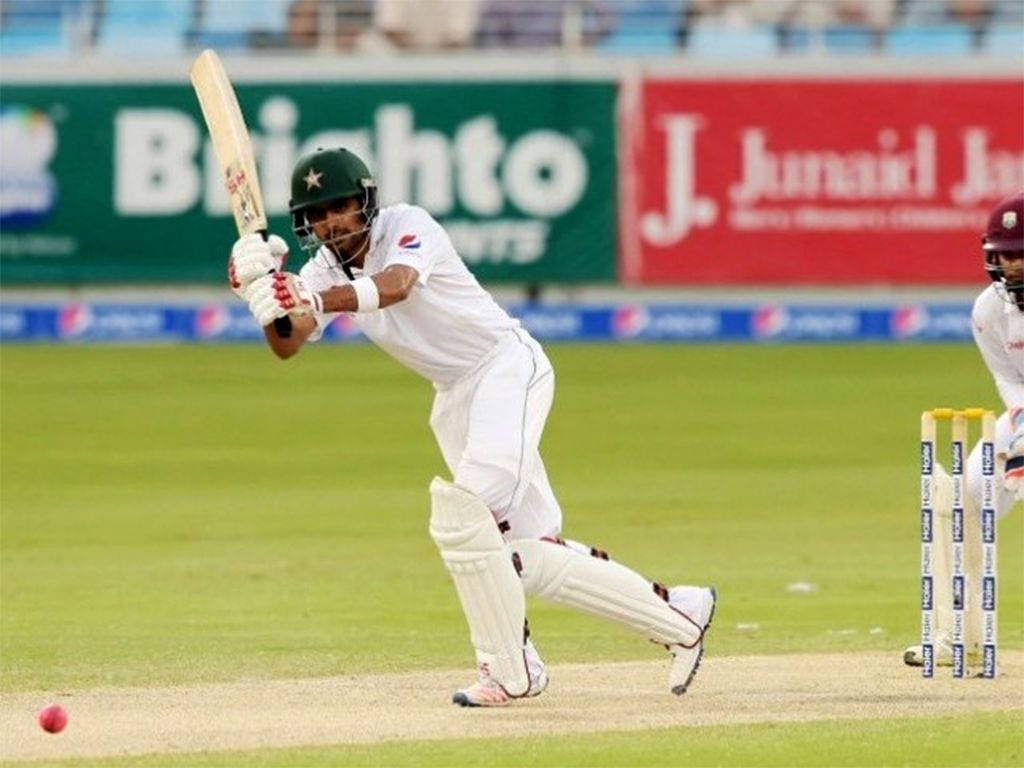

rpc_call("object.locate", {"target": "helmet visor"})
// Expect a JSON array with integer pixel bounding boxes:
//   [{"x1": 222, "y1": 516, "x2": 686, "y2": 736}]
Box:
[{"x1": 985, "y1": 248, "x2": 1024, "y2": 304}]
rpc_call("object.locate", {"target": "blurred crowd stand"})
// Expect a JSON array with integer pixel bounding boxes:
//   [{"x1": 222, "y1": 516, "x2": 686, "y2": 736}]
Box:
[{"x1": 0, "y1": 0, "x2": 1021, "y2": 57}]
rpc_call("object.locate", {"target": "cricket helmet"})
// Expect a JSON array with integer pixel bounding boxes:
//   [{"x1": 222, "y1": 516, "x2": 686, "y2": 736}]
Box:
[
  {"x1": 289, "y1": 147, "x2": 379, "y2": 261},
  {"x1": 982, "y1": 191, "x2": 1024, "y2": 309}
]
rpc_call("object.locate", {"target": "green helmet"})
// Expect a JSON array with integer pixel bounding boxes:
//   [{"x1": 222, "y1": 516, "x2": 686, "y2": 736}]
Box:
[{"x1": 289, "y1": 147, "x2": 379, "y2": 262}]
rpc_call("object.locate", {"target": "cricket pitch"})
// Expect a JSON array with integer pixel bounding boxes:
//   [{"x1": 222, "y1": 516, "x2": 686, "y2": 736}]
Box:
[{"x1": 2, "y1": 650, "x2": 1022, "y2": 762}]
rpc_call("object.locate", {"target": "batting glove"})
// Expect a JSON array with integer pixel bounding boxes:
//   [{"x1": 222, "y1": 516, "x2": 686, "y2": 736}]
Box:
[
  {"x1": 228, "y1": 233, "x2": 288, "y2": 300},
  {"x1": 246, "y1": 272, "x2": 322, "y2": 327},
  {"x1": 1005, "y1": 407, "x2": 1024, "y2": 496}
]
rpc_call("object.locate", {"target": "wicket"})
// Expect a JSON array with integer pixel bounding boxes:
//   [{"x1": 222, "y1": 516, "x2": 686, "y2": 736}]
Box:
[{"x1": 920, "y1": 407, "x2": 997, "y2": 679}]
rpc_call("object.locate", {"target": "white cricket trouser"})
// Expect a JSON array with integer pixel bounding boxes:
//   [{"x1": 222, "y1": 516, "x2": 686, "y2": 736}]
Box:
[
  {"x1": 429, "y1": 329, "x2": 563, "y2": 540},
  {"x1": 967, "y1": 410, "x2": 1018, "y2": 520}
]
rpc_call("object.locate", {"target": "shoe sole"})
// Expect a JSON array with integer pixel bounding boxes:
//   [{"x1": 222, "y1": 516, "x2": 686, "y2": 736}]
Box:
[
  {"x1": 452, "y1": 691, "x2": 497, "y2": 708},
  {"x1": 452, "y1": 672, "x2": 549, "y2": 708},
  {"x1": 671, "y1": 586, "x2": 717, "y2": 696},
  {"x1": 903, "y1": 649, "x2": 976, "y2": 668},
  {"x1": 903, "y1": 649, "x2": 922, "y2": 667}
]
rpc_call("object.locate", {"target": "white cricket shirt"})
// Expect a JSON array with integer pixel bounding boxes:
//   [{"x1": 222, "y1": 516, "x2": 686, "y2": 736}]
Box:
[
  {"x1": 299, "y1": 203, "x2": 523, "y2": 388},
  {"x1": 971, "y1": 284, "x2": 1024, "y2": 408}
]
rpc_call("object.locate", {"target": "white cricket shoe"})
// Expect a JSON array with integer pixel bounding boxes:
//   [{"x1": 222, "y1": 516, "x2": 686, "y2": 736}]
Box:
[
  {"x1": 667, "y1": 586, "x2": 717, "y2": 695},
  {"x1": 452, "y1": 642, "x2": 549, "y2": 707},
  {"x1": 903, "y1": 631, "x2": 979, "y2": 667}
]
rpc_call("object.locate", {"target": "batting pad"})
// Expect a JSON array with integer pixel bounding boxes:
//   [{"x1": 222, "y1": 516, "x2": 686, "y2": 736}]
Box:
[
  {"x1": 513, "y1": 539, "x2": 702, "y2": 647},
  {"x1": 429, "y1": 477, "x2": 531, "y2": 697}
]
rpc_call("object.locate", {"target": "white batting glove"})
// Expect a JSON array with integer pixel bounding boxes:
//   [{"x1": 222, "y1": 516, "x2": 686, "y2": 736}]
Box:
[
  {"x1": 245, "y1": 272, "x2": 323, "y2": 327},
  {"x1": 228, "y1": 233, "x2": 289, "y2": 300},
  {"x1": 1004, "y1": 408, "x2": 1024, "y2": 497},
  {"x1": 246, "y1": 274, "x2": 287, "y2": 327}
]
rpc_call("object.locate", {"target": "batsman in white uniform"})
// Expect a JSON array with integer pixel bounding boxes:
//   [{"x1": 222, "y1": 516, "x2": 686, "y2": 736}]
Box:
[
  {"x1": 904, "y1": 191, "x2": 1024, "y2": 667},
  {"x1": 228, "y1": 147, "x2": 717, "y2": 705}
]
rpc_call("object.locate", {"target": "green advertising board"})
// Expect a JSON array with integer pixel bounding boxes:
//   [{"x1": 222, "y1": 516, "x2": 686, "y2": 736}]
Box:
[{"x1": 0, "y1": 81, "x2": 616, "y2": 284}]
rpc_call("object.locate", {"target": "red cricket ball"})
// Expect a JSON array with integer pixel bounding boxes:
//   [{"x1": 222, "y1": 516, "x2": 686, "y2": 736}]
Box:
[{"x1": 38, "y1": 704, "x2": 67, "y2": 734}]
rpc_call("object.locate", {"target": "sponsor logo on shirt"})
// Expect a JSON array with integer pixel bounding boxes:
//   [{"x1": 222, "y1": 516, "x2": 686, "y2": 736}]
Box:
[{"x1": 398, "y1": 234, "x2": 421, "y2": 250}]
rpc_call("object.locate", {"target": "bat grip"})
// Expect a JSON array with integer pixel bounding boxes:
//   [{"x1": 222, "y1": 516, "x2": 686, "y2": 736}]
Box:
[{"x1": 258, "y1": 229, "x2": 293, "y2": 339}]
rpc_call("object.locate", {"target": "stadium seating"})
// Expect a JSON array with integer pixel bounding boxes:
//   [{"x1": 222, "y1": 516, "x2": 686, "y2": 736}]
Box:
[
  {"x1": 95, "y1": 0, "x2": 191, "y2": 56},
  {"x1": 0, "y1": 0, "x2": 87, "y2": 56},
  {"x1": 686, "y1": 19, "x2": 777, "y2": 57},
  {"x1": 1, "y1": 0, "x2": 1022, "y2": 58},
  {"x1": 980, "y1": 23, "x2": 1024, "y2": 55},
  {"x1": 821, "y1": 25, "x2": 877, "y2": 53},
  {"x1": 885, "y1": 23, "x2": 975, "y2": 55},
  {"x1": 991, "y1": 0, "x2": 1024, "y2": 23},
  {"x1": 596, "y1": 0, "x2": 683, "y2": 54},
  {"x1": 195, "y1": 0, "x2": 292, "y2": 49}
]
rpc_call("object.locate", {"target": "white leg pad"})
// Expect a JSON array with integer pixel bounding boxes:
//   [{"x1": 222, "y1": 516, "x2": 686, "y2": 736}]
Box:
[
  {"x1": 512, "y1": 538, "x2": 702, "y2": 647},
  {"x1": 428, "y1": 477, "x2": 530, "y2": 697}
]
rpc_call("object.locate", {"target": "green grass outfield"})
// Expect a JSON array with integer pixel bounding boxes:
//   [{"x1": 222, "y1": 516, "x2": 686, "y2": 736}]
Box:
[{"x1": 2, "y1": 344, "x2": 1022, "y2": 766}]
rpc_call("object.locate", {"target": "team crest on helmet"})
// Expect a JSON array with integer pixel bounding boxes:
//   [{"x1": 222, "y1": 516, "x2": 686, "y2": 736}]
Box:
[
  {"x1": 1003, "y1": 211, "x2": 1018, "y2": 229},
  {"x1": 303, "y1": 168, "x2": 323, "y2": 190}
]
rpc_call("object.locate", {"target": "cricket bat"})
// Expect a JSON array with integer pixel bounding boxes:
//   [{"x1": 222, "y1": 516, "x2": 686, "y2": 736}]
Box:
[{"x1": 190, "y1": 49, "x2": 291, "y2": 337}]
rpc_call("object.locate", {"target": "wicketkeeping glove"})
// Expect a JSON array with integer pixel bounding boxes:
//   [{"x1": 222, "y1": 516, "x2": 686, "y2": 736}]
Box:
[
  {"x1": 1005, "y1": 407, "x2": 1024, "y2": 497},
  {"x1": 246, "y1": 272, "x2": 323, "y2": 327},
  {"x1": 228, "y1": 233, "x2": 288, "y2": 299}
]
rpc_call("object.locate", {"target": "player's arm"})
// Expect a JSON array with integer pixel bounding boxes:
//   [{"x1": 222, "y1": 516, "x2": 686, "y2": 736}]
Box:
[
  {"x1": 319, "y1": 264, "x2": 419, "y2": 313},
  {"x1": 972, "y1": 308, "x2": 1024, "y2": 492},
  {"x1": 228, "y1": 234, "x2": 314, "y2": 359},
  {"x1": 245, "y1": 271, "x2": 321, "y2": 360},
  {"x1": 971, "y1": 307, "x2": 1024, "y2": 409},
  {"x1": 263, "y1": 314, "x2": 316, "y2": 359},
  {"x1": 1007, "y1": 407, "x2": 1024, "y2": 493},
  {"x1": 245, "y1": 264, "x2": 418, "y2": 359},
  {"x1": 259, "y1": 263, "x2": 417, "y2": 358}
]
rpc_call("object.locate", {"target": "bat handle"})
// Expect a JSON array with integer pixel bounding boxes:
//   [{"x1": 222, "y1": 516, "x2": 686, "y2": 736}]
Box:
[{"x1": 258, "y1": 229, "x2": 293, "y2": 339}]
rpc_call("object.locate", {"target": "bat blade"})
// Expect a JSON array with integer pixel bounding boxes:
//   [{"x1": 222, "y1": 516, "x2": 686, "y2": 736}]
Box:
[
  {"x1": 191, "y1": 49, "x2": 291, "y2": 337},
  {"x1": 190, "y1": 49, "x2": 267, "y2": 237}
]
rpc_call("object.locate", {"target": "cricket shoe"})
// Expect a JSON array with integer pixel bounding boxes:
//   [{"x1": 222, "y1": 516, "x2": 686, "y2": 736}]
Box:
[
  {"x1": 452, "y1": 642, "x2": 549, "y2": 708},
  {"x1": 667, "y1": 586, "x2": 717, "y2": 695},
  {"x1": 903, "y1": 631, "x2": 979, "y2": 667}
]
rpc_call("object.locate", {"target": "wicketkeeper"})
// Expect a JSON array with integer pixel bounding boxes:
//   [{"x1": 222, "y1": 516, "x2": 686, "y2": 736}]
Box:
[
  {"x1": 904, "y1": 191, "x2": 1024, "y2": 668},
  {"x1": 228, "y1": 147, "x2": 716, "y2": 705}
]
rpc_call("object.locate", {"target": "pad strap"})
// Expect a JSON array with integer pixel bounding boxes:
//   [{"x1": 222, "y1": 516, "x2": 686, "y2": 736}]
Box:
[{"x1": 512, "y1": 538, "x2": 703, "y2": 647}]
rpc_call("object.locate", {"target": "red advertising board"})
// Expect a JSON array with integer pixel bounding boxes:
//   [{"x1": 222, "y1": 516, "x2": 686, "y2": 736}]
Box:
[{"x1": 621, "y1": 79, "x2": 1024, "y2": 284}]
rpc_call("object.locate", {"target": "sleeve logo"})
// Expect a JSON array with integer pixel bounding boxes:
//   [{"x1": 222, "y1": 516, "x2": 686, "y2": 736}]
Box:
[{"x1": 398, "y1": 234, "x2": 421, "y2": 250}]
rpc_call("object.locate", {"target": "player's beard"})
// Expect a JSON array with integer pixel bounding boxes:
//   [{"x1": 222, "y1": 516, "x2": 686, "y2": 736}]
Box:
[
  {"x1": 327, "y1": 226, "x2": 370, "y2": 268},
  {"x1": 1001, "y1": 262, "x2": 1024, "y2": 312}
]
